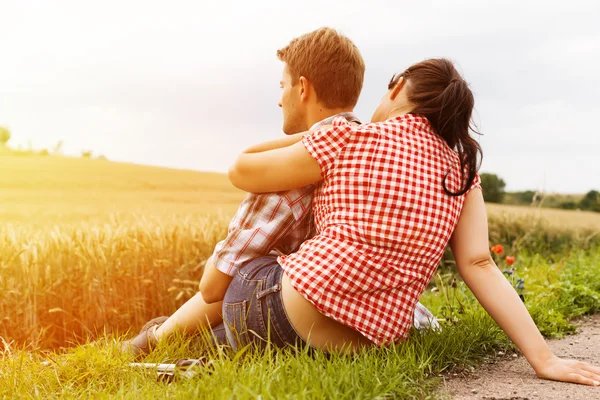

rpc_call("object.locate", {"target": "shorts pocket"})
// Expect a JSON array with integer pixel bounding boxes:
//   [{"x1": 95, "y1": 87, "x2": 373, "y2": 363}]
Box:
[{"x1": 223, "y1": 301, "x2": 250, "y2": 350}]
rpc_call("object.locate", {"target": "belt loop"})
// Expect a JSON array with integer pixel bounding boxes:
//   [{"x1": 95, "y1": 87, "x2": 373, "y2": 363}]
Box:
[{"x1": 255, "y1": 283, "x2": 281, "y2": 299}]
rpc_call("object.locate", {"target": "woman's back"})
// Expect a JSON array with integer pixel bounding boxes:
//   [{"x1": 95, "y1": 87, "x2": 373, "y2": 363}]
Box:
[{"x1": 279, "y1": 114, "x2": 480, "y2": 345}]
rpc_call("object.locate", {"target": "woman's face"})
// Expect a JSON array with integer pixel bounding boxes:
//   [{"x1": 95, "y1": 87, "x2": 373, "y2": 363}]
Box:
[
  {"x1": 370, "y1": 89, "x2": 394, "y2": 123},
  {"x1": 370, "y1": 76, "x2": 412, "y2": 122}
]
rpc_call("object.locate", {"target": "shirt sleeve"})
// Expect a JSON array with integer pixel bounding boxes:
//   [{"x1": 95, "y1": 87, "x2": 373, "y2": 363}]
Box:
[
  {"x1": 302, "y1": 116, "x2": 355, "y2": 178},
  {"x1": 209, "y1": 192, "x2": 297, "y2": 277},
  {"x1": 467, "y1": 173, "x2": 482, "y2": 194}
]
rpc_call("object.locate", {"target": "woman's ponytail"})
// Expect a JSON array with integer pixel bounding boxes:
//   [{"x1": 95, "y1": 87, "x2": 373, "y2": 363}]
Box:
[{"x1": 395, "y1": 59, "x2": 482, "y2": 196}]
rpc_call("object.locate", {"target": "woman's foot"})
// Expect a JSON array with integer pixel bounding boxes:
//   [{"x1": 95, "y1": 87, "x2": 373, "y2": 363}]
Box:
[{"x1": 121, "y1": 316, "x2": 169, "y2": 359}]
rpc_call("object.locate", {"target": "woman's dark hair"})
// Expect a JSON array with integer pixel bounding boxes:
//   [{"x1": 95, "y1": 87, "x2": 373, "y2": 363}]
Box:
[{"x1": 388, "y1": 58, "x2": 482, "y2": 196}]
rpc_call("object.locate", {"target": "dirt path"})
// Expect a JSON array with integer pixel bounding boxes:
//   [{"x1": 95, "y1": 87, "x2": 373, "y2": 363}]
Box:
[{"x1": 439, "y1": 313, "x2": 600, "y2": 400}]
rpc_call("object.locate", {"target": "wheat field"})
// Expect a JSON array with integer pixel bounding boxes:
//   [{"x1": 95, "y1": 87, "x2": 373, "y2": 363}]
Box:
[
  {"x1": 486, "y1": 203, "x2": 600, "y2": 232},
  {"x1": 1, "y1": 156, "x2": 245, "y2": 226},
  {"x1": 4, "y1": 155, "x2": 599, "y2": 229},
  {"x1": 1, "y1": 155, "x2": 598, "y2": 349}
]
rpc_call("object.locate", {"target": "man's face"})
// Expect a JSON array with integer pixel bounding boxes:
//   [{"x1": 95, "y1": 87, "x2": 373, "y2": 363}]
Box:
[{"x1": 278, "y1": 65, "x2": 307, "y2": 134}]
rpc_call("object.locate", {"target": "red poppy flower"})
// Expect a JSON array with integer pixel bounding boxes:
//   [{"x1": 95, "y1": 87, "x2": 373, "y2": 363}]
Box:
[
  {"x1": 506, "y1": 256, "x2": 515, "y2": 265},
  {"x1": 491, "y1": 244, "x2": 504, "y2": 255}
]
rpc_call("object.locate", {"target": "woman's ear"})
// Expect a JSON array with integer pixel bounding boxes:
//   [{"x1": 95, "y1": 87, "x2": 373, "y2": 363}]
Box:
[{"x1": 389, "y1": 76, "x2": 405, "y2": 100}]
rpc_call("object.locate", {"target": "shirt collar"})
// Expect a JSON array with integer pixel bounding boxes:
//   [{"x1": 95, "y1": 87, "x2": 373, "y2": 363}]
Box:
[{"x1": 310, "y1": 112, "x2": 361, "y2": 130}]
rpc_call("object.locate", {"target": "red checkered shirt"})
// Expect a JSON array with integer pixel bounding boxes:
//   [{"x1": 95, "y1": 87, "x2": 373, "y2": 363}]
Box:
[{"x1": 278, "y1": 114, "x2": 481, "y2": 346}]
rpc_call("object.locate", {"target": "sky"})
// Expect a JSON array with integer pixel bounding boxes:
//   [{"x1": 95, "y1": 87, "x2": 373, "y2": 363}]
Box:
[{"x1": 1, "y1": 0, "x2": 599, "y2": 193}]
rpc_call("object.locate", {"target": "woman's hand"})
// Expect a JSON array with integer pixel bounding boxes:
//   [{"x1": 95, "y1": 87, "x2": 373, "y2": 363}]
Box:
[{"x1": 534, "y1": 354, "x2": 600, "y2": 386}]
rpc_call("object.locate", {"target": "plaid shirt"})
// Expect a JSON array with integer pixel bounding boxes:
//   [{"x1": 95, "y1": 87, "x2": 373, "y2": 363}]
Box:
[
  {"x1": 279, "y1": 114, "x2": 480, "y2": 345},
  {"x1": 211, "y1": 112, "x2": 440, "y2": 332},
  {"x1": 211, "y1": 113, "x2": 360, "y2": 277}
]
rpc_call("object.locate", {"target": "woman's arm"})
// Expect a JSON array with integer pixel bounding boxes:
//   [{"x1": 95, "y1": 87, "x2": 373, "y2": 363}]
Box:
[
  {"x1": 242, "y1": 132, "x2": 306, "y2": 153},
  {"x1": 450, "y1": 188, "x2": 600, "y2": 386},
  {"x1": 229, "y1": 140, "x2": 322, "y2": 193}
]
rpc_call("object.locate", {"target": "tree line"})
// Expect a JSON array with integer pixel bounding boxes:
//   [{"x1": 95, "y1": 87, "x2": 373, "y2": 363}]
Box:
[
  {"x1": 0, "y1": 126, "x2": 101, "y2": 159},
  {"x1": 481, "y1": 173, "x2": 600, "y2": 213}
]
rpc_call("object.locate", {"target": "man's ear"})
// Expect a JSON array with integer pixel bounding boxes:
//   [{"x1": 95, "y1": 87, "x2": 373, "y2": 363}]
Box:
[
  {"x1": 389, "y1": 76, "x2": 405, "y2": 101},
  {"x1": 298, "y1": 76, "x2": 310, "y2": 103}
]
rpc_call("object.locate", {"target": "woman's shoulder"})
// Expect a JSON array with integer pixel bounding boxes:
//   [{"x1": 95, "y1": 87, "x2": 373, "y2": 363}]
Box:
[
  {"x1": 327, "y1": 113, "x2": 428, "y2": 134},
  {"x1": 357, "y1": 114, "x2": 430, "y2": 131},
  {"x1": 353, "y1": 114, "x2": 435, "y2": 143}
]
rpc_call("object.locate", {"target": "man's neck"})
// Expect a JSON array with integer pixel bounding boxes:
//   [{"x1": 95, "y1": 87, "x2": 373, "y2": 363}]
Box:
[{"x1": 306, "y1": 106, "x2": 354, "y2": 129}]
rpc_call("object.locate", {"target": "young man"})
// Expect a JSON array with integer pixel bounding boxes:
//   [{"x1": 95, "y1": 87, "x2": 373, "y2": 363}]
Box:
[{"x1": 123, "y1": 28, "x2": 439, "y2": 357}]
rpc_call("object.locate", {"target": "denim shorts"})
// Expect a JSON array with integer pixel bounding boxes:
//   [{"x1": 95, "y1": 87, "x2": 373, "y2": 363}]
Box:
[
  {"x1": 207, "y1": 256, "x2": 439, "y2": 352},
  {"x1": 212, "y1": 255, "x2": 309, "y2": 352}
]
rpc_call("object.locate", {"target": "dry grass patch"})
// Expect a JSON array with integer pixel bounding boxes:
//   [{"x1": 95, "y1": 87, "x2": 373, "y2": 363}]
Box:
[{"x1": 487, "y1": 203, "x2": 600, "y2": 233}]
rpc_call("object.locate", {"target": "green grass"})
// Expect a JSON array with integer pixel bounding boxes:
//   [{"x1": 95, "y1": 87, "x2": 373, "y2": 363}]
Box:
[
  {"x1": 2, "y1": 247, "x2": 599, "y2": 399},
  {"x1": 0, "y1": 315, "x2": 508, "y2": 399}
]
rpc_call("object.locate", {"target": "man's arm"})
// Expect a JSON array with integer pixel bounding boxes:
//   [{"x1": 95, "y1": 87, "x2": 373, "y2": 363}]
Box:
[
  {"x1": 199, "y1": 190, "x2": 310, "y2": 303},
  {"x1": 199, "y1": 257, "x2": 234, "y2": 304},
  {"x1": 450, "y1": 188, "x2": 600, "y2": 385}
]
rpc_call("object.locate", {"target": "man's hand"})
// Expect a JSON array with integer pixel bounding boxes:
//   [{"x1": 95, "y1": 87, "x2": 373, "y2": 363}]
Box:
[{"x1": 534, "y1": 354, "x2": 600, "y2": 386}]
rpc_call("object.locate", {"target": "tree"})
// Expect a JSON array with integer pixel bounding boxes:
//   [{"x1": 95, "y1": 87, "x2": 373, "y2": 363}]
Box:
[
  {"x1": 0, "y1": 126, "x2": 11, "y2": 146},
  {"x1": 559, "y1": 201, "x2": 577, "y2": 210},
  {"x1": 480, "y1": 173, "x2": 506, "y2": 203},
  {"x1": 518, "y1": 190, "x2": 536, "y2": 205},
  {"x1": 579, "y1": 190, "x2": 600, "y2": 213}
]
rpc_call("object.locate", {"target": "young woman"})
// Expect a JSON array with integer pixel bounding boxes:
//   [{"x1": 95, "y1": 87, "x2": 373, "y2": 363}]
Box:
[{"x1": 223, "y1": 58, "x2": 600, "y2": 386}]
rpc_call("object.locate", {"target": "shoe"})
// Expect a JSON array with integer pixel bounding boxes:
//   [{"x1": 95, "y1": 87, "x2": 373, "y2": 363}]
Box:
[
  {"x1": 121, "y1": 316, "x2": 169, "y2": 359},
  {"x1": 413, "y1": 302, "x2": 442, "y2": 332},
  {"x1": 129, "y1": 358, "x2": 213, "y2": 383}
]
